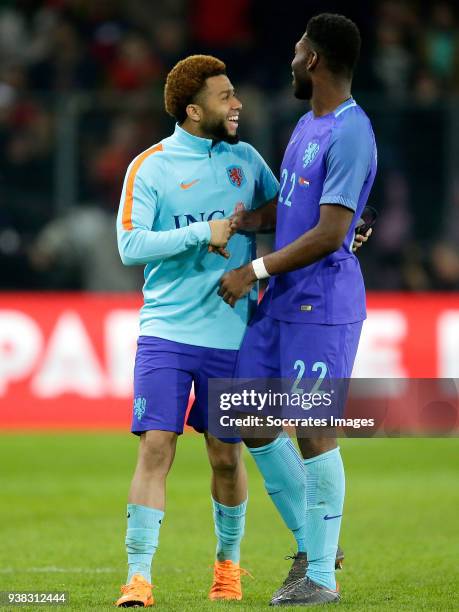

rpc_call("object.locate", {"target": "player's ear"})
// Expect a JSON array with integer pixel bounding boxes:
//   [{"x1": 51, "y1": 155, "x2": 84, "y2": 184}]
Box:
[
  {"x1": 306, "y1": 50, "x2": 318, "y2": 71},
  {"x1": 186, "y1": 103, "x2": 202, "y2": 123}
]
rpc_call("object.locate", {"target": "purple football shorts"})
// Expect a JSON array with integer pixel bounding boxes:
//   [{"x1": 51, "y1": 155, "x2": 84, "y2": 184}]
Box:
[
  {"x1": 236, "y1": 309, "x2": 363, "y2": 381},
  {"x1": 131, "y1": 336, "x2": 240, "y2": 442}
]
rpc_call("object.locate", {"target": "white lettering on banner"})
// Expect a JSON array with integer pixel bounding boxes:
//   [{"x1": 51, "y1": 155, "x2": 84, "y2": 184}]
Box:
[
  {"x1": 105, "y1": 310, "x2": 138, "y2": 397},
  {"x1": 438, "y1": 311, "x2": 459, "y2": 377},
  {"x1": 31, "y1": 311, "x2": 106, "y2": 397},
  {"x1": 354, "y1": 310, "x2": 408, "y2": 378},
  {"x1": 1, "y1": 301, "x2": 458, "y2": 404},
  {"x1": 0, "y1": 311, "x2": 43, "y2": 395}
]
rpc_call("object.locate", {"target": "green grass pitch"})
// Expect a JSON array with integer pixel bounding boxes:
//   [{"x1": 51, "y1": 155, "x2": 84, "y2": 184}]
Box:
[{"x1": 0, "y1": 434, "x2": 457, "y2": 610}]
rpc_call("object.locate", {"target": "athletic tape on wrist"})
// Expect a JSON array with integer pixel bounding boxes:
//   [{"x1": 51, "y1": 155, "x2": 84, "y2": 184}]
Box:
[{"x1": 252, "y1": 257, "x2": 270, "y2": 280}]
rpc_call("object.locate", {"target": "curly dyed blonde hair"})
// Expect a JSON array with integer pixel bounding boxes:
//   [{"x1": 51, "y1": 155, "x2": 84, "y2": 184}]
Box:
[{"x1": 164, "y1": 55, "x2": 226, "y2": 123}]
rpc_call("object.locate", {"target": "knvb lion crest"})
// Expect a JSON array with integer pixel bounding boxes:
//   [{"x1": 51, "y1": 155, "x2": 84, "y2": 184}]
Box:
[
  {"x1": 134, "y1": 396, "x2": 147, "y2": 421},
  {"x1": 227, "y1": 165, "x2": 246, "y2": 188},
  {"x1": 303, "y1": 141, "x2": 320, "y2": 168}
]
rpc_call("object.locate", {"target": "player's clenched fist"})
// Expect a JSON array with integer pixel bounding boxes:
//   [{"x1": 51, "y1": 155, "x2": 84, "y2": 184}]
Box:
[{"x1": 208, "y1": 219, "x2": 232, "y2": 248}]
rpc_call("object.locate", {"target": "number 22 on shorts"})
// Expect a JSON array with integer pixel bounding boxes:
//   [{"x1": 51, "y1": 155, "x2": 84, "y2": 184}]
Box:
[{"x1": 291, "y1": 360, "x2": 328, "y2": 394}]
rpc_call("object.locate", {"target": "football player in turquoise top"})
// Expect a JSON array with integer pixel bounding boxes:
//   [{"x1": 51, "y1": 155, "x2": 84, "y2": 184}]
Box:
[
  {"x1": 115, "y1": 55, "x2": 279, "y2": 607},
  {"x1": 219, "y1": 14, "x2": 377, "y2": 606}
]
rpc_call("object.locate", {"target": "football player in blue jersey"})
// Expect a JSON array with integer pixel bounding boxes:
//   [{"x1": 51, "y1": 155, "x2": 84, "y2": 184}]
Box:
[
  {"x1": 219, "y1": 13, "x2": 376, "y2": 606},
  {"x1": 114, "y1": 54, "x2": 279, "y2": 607}
]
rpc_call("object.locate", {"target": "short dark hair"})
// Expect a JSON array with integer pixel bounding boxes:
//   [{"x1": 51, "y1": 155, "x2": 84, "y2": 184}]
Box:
[
  {"x1": 306, "y1": 13, "x2": 361, "y2": 77},
  {"x1": 164, "y1": 55, "x2": 226, "y2": 123}
]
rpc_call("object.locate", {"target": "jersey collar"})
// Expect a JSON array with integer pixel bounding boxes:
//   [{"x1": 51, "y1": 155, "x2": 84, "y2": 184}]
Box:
[
  {"x1": 311, "y1": 96, "x2": 357, "y2": 120},
  {"x1": 333, "y1": 97, "x2": 357, "y2": 117},
  {"x1": 173, "y1": 123, "x2": 214, "y2": 153}
]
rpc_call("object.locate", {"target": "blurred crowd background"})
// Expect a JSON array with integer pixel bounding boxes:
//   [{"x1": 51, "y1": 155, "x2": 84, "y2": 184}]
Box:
[{"x1": 1, "y1": 0, "x2": 459, "y2": 291}]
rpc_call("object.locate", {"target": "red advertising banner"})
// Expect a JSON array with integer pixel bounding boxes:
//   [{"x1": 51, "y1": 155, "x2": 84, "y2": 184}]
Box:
[{"x1": 1, "y1": 292, "x2": 459, "y2": 429}]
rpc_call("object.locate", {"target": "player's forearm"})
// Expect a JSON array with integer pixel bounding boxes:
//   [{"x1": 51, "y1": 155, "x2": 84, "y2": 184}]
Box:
[
  {"x1": 218, "y1": 224, "x2": 345, "y2": 307},
  {"x1": 262, "y1": 225, "x2": 341, "y2": 276},
  {"x1": 253, "y1": 204, "x2": 354, "y2": 277},
  {"x1": 118, "y1": 222, "x2": 210, "y2": 265}
]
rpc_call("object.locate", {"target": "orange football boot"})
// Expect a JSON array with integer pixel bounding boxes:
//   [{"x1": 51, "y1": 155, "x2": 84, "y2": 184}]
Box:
[
  {"x1": 208, "y1": 560, "x2": 252, "y2": 601},
  {"x1": 115, "y1": 574, "x2": 154, "y2": 607}
]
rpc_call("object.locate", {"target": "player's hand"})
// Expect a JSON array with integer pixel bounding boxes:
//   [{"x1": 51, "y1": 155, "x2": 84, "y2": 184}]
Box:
[
  {"x1": 208, "y1": 244, "x2": 230, "y2": 258},
  {"x1": 352, "y1": 227, "x2": 372, "y2": 253},
  {"x1": 218, "y1": 264, "x2": 257, "y2": 308},
  {"x1": 209, "y1": 219, "x2": 232, "y2": 248}
]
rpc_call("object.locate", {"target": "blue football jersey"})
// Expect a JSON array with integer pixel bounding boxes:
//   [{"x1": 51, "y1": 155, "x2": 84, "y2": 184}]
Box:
[
  {"x1": 261, "y1": 98, "x2": 377, "y2": 324},
  {"x1": 117, "y1": 124, "x2": 279, "y2": 349}
]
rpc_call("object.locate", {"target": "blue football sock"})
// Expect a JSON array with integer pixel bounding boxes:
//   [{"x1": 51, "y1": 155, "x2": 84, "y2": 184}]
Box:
[
  {"x1": 212, "y1": 497, "x2": 247, "y2": 563},
  {"x1": 304, "y1": 447, "x2": 345, "y2": 590},
  {"x1": 125, "y1": 503, "x2": 164, "y2": 583},
  {"x1": 248, "y1": 434, "x2": 306, "y2": 552}
]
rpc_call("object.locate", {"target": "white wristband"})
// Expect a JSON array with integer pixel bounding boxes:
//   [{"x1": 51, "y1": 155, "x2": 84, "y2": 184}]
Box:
[{"x1": 251, "y1": 257, "x2": 270, "y2": 280}]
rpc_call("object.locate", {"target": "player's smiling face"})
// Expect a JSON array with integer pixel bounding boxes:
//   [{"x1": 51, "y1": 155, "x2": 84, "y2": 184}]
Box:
[
  {"x1": 291, "y1": 34, "x2": 316, "y2": 100},
  {"x1": 197, "y1": 75, "x2": 242, "y2": 144}
]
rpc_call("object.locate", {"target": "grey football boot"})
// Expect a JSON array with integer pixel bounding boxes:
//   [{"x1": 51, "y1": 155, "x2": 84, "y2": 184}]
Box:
[
  {"x1": 271, "y1": 546, "x2": 344, "y2": 601},
  {"x1": 270, "y1": 576, "x2": 340, "y2": 606}
]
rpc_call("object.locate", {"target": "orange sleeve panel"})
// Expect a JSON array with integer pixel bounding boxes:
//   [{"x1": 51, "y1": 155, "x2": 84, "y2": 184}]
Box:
[{"x1": 121, "y1": 143, "x2": 163, "y2": 231}]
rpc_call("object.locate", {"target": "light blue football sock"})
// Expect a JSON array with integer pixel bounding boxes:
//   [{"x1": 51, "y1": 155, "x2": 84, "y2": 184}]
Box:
[
  {"x1": 125, "y1": 503, "x2": 164, "y2": 583},
  {"x1": 304, "y1": 447, "x2": 345, "y2": 590},
  {"x1": 248, "y1": 434, "x2": 306, "y2": 552},
  {"x1": 212, "y1": 497, "x2": 247, "y2": 563}
]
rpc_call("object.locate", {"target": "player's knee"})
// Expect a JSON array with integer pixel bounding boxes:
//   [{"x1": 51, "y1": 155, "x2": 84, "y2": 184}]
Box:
[
  {"x1": 300, "y1": 437, "x2": 337, "y2": 458},
  {"x1": 138, "y1": 432, "x2": 176, "y2": 474},
  {"x1": 209, "y1": 446, "x2": 241, "y2": 475}
]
